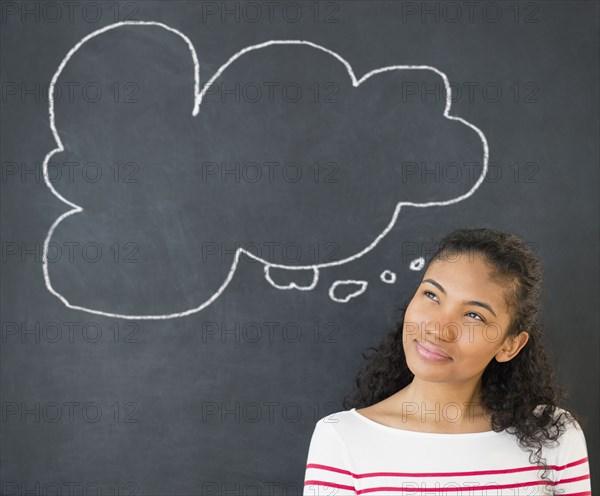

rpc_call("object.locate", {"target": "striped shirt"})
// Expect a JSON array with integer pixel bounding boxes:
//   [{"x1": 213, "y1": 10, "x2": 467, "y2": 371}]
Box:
[{"x1": 303, "y1": 407, "x2": 591, "y2": 495}]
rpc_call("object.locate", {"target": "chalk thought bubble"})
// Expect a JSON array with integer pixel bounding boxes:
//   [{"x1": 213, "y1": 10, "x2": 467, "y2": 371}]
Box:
[{"x1": 42, "y1": 22, "x2": 489, "y2": 319}]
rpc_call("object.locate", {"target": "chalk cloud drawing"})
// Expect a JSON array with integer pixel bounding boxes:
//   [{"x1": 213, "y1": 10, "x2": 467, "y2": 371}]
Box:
[
  {"x1": 410, "y1": 257, "x2": 426, "y2": 271},
  {"x1": 329, "y1": 280, "x2": 368, "y2": 303},
  {"x1": 43, "y1": 21, "x2": 489, "y2": 319},
  {"x1": 380, "y1": 270, "x2": 397, "y2": 284}
]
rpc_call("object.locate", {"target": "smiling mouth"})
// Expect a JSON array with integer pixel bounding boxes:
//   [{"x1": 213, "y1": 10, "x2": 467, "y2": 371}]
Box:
[{"x1": 414, "y1": 339, "x2": 452, "y2": 361}]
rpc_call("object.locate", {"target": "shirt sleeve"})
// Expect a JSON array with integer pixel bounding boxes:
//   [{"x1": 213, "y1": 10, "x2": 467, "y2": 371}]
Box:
[
  {"x1": 553, "y1": 418, "x2": 592, "y2": 494},
  {"x1": 303, "y1": 417, "x2": 357, "y2": 496}
]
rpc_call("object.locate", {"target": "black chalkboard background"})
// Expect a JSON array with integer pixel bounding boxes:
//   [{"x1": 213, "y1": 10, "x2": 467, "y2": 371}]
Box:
[{"x1": 1, "y1": 1, "x2": 598, "y2": 494}]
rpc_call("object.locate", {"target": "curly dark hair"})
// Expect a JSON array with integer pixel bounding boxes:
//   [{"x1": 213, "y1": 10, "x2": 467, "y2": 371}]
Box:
[{"x1": 342, "y1": 226, "x2": 585, "y2": 492}]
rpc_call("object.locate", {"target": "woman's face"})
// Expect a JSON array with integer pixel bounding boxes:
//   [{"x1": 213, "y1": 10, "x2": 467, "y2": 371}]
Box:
[{"x1": 403, "y1": 251, "x2": 526, "y2": 384}]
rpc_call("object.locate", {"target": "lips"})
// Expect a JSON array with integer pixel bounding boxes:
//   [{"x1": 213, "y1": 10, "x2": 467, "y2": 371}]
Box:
[{"x1": 415, "y1": 339, "x2": 451, "y2": 359}]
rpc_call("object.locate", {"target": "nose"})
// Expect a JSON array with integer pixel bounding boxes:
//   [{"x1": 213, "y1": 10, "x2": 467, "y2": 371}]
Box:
[{"x1": 425, "y1": 307, "x2": 461, "y2": 343}]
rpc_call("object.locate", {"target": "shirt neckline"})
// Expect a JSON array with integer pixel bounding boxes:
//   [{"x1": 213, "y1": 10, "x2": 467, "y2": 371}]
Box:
[{"x1": 349, "y1": 408, "x2": 500, "y2": 437}]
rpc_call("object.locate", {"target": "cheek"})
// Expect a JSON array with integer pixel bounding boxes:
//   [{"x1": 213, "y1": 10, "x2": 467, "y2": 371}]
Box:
[
  {"x1": 457, "y1": 328, "x2": 503, "y2": 364},
  {"x1": 465, "y1": 321, "x2": 504, "y2": 348}
]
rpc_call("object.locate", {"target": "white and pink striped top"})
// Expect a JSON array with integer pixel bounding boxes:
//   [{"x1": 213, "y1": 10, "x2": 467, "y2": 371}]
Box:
[{"x1": 303, "y1": 407, "x2": 591, "y2": 495}]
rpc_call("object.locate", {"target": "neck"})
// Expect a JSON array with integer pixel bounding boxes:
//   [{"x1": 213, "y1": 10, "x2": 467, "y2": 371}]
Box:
[{"x1": 398, "y1": 377, "x2": 489, "y2": 426}]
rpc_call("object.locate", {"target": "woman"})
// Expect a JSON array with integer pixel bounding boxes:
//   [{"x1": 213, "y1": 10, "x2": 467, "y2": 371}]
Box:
[{"x1": 303, "y1": 227, "x2": 591, "y2": 495}]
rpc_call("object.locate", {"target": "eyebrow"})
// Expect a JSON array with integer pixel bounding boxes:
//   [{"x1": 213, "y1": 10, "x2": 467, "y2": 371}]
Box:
[{"x1": 421, "y1": 278, "x2": 498, "y2": 318}]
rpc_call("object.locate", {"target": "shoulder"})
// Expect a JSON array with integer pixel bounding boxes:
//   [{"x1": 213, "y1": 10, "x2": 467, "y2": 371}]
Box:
[
  {"x1": 305, "y1": 410, "x2": 358, "y2": 465},
  {"x1": 534, "y1": 405, "x2": 589, "y2": 452},
  {"x1": 313, "y1": 409, "x2": 357, "y2": 430},
  {"x1": 555, "y1": 407, "x2": 588, "y2": 447},
  {"x1": 534, "y1": 404, "x2": 584, "y2": 428},
  {"x1": 310, "y1": 409, "x2": 362, "y2": 440}
]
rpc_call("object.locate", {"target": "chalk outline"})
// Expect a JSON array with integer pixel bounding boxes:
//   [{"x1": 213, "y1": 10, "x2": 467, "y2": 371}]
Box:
[
  {"x1": 328, "y1": 280, "x2": 368, "y2": 303},
  {"x1": 380, "y1": 270, "x2": 396, "y2": 284},
  {"x1": 42, "y1": 21, "x2": 489, "y2": 320},
  {"x1": 410, "y1": 257, "x2": 426, "y2": 271}
]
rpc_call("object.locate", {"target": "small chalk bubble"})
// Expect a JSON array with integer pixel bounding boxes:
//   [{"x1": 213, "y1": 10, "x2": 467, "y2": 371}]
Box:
[
  {"x1": 329, "y1": 280, "x2": 368, "y2": 303},
  {"x1": 380, "y1": 270, "x2": 396, "y2": 284},
  {"x1": 409, "y1": 257, "x2": 425, "y2": 271}
]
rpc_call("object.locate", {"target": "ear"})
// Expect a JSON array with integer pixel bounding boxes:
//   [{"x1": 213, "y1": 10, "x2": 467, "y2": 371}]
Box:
[{"x1": 495, "y1": 331, "x2": 529, "y2": 363}]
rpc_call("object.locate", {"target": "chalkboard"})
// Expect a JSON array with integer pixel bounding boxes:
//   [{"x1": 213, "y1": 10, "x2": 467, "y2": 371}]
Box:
[{"x1": 1, "y1": 1, "x2": 598, "y2": 494}]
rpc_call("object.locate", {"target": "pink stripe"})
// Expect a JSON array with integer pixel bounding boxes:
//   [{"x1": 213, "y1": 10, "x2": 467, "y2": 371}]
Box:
[
  {"x1": 556, "y1": 474, "x2": 592, "y2": 485},
  {"x1": 304, "y1": 480, "x2": 357, "y2": 493},
  {"x1": 345, "y1": 474, "x2": 591, "y2": 494},
  {"x1": 306, "y1": 456, "x2": 589, "y2": 479},
  {"x1": 357, "y1": 479, "x2": 557, "y2": 494},
  {"x1": 554, "y1": 457, "x2": 590, "y2": 471}
]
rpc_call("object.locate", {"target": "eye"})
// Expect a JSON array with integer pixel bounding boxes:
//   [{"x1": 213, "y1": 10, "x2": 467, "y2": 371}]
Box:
[
  {"x1": 466, "y1": 311, "x2": 485, "y2": 322},
  {"x1": 423, "y1": 290, "x2": 438, "y2": 301}
]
